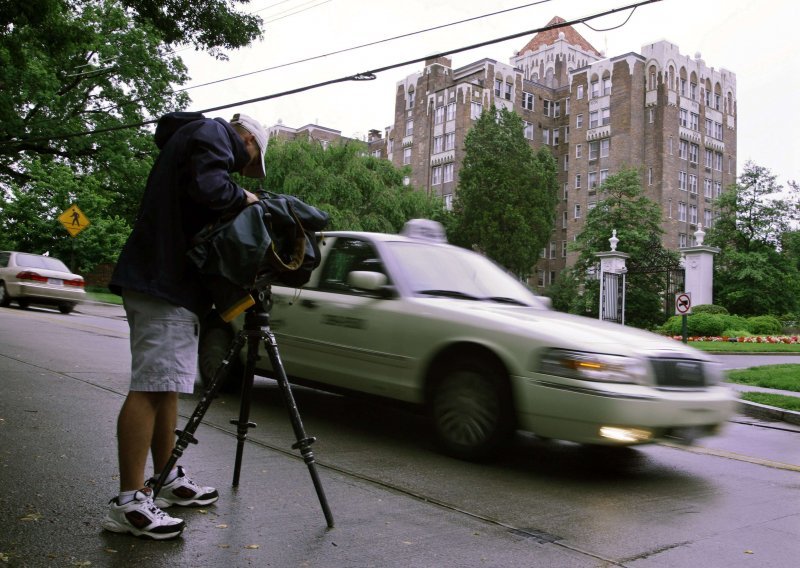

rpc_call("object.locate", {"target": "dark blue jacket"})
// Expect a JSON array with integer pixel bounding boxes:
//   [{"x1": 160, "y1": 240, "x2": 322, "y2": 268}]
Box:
[{"x1": 110, "y1": 112, "x2": 251, "y2": 315}]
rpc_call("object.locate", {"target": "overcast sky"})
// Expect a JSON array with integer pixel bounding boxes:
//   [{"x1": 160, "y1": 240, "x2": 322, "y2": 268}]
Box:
[{"x1": 180, "y1": 0, "x2": 798, "y2": 185}]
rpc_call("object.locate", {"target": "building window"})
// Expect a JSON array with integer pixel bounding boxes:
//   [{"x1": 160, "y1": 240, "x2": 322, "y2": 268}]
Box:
[
  {"x1": 408, "y1": 91, "x2": 415, "y2": 109},
  {"x1": 543, "y1": 100, "x2": 553, "y2": 117},
  {"x1": 679, "y1": 171, "x2": 687, "y2": 191},
  {"x1": 679, "y1": 140, "x2": 688, "y2": 160},
  {"x1": 549, "y1": 241, "x2": 556, "y2": 259},
  {"x1": 574, "y1": 204, "x2": 582, "y2": 219},
  {"x1": 689, "y1": 174, "x2": 698, "y2": 194},
  {"x1": 554, "y1": 101, "x2": 561, "y2": 118},
  {"x1": 588, "y1": 171, "x2": 598, "y2": 189},
  {"x1": 563, "y1": 155, "x2": 569, "y2": 171},
  {"x1": 679, "y1": 233, "x2": 688, "y2": 248},
  {"x1": 405, "y1": 119, "x2": 413, "y2": 136},
  {"x1": 577, "y1": 84, "x2": 584, "y2": 99},
  {"x1": 690, "y1": 82, "x2": 697, "y2": 100},
  {"x1": 600, "y1": 139, "x2": 610, "y2": 158},
  {"x1": 589, "y1": 110, "x2": 599, "y2": 128},
  {"x1": 601, "y1": 107, "x2": 610, "y2": 126},
  {"x1": 434, "y1": 106, "x2": 444, "y2": 124},
  {"x1": 431, "y1": 165, "x2": 442, "y2": 185},
  {"x1": 648, "y1": 167, "x2": 653, "y2": 185},
  {"x1": 443, "y1": 163, "x2": 454, "y2": 183},
  {"x1": 704, "y1": 209, "x2": 713, "y2": 228},
  {"x1": 714, "y1": 152, "x2": 723, "y2": 171},
  {"x1": 444, "y1": 193, "x2": 453, "y2": 210},
  {"x1": 552, "y1": 128, "x2": 560, "y2": 146},
  {"x1": 689, "y1": 204, "x2": 698, "y2": 224},
  {"x1": 433, "y1": 135, "x2": 443, "y2": 154},
  {"x1": 542, "y1": 129, "x2": 550, "y2": 145},
  {"x1": 470, "y1": 102, "x2": 482, "y2": 120},
  {"x1": 576, "y1": 144, "x2": 582, "y2": 158},
  {"x1": 714, "y1": 181, "x2": 722, "y2": 197},
  {"x1": 563, "y1": 183, "x2": 568, "y2": 201},
  {"x1": 403, "y1": 147, "x2": 411, "y2": 165},
  {"x1": 679, "y1": 109, "x2": 688, "y2": 128},
  {"x1": 562, "y1": 210, "x2": 568, "y2": 228},
  {"x1": 690, "y1": 112, "x2": 699, "y2": 131},
  {"x1": 565, "y1": 97, "x2": 570, "y2": 115},
  {"x1": 704, "y1": 178, "x2": 712, "y2": 198},
  {"x1": 678, "y1": 201, "x2": 687, "y2": 222},
  {"x1": 522, "y1": 92, "x2": 534, "y2": 111},
  {"x1": 504, "y1": 82, "x2": 513, "y2": 100},
  {"x1": 562, "y1": 240, "x2": 568, "y2": 257},
  {"x1": 603, "y1": 77, "x2": 611, "y2": 96},
  {"x1": 575, "y1": 174, "x2": 582, "y2": 189},
  {"x1": 705, "y1": 149, "x2": 713, "y2": 169},
  {"x1": 445, "y1": 132, "x2": 455, "y2": 151},
  {"x1": 538, "y1": 270, "x2": 545, "y2": 287},
  {"x1": 523, "y1": 121, "x2": 534, "y2": 140},
  {"x1": 600, "y1": 169, "x2": 609, "y2": 184},
  {"x1": 494, "y1": 79, "x2": 502, "y2": 97},
  {"x1": 591, "y1": 81, "x2": 600, "y2": 98},
  {"x1": 649, "y1": 108, "x2": 655, "y2": 123},
  {"x1": 446, "y1": 102, "x2": 456, "y2": 121},
  {"x1": 576, "y1": 114, "x2": 583, "y2": 129}
]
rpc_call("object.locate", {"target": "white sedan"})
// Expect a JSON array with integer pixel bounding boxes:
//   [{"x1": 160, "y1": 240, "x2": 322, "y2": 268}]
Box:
[
  {"x1": 0, "y1": 251, "x2": 86, "y2": 314},
  {"x1": 199, "y1": 222, "x2": 736, "y2": 460}
]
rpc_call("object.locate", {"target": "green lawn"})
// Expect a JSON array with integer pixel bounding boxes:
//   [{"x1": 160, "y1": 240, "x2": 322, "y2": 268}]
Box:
[
  {"x1": 86, "y1": 288, "x2": 122, "y2": 305},
  {"x1": 726, "y1": 364, "x2": 800, "y2": 392},
  {"x1": 685, "y1": 341, "x2": 800, "y2": 353},
  {"x1": 739, "y1": 392, "x2": 800, "y2": 412}
]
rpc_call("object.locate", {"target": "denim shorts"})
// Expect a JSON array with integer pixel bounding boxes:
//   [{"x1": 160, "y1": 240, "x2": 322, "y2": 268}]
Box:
[{"x1": 123, "y1": 289, "x2": 199, "y2": 394}]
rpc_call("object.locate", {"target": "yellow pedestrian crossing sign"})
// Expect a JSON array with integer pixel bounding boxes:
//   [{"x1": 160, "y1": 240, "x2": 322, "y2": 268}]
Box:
[{"x1": 58, "y1": 204, "x2": 90, "y2": 237}]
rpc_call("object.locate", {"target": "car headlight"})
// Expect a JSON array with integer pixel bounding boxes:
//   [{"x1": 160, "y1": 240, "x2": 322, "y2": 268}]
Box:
[{"x1": 538, "y1": 348, "x2": 648, "y2": 384}]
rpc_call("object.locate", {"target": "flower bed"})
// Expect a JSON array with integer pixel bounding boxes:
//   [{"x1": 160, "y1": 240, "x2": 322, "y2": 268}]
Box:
[{"x1": 670, "y1": 335, "x2": 800, "y2": 344}]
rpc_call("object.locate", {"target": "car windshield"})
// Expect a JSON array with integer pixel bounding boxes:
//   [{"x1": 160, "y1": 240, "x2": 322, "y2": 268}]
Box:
[
  {"x1": 385, "y1": 241, "x2": 544, "y2": 308},
  {"x1": 16, "y1": 253, "x2": 70, "y2": 272}
]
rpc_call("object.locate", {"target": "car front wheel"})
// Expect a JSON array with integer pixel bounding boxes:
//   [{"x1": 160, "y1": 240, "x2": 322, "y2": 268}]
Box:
[
  {"x1": 58, "y1": 303, "x2": 75, "y2": 314},
  {"x1": 429, "y1": 356, "x2": 515, "y2": 461}
]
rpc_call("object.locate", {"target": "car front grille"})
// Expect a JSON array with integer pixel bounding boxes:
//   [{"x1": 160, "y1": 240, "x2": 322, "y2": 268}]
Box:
[{"x1": 648, "y1": 357, "x2": 708, "y2": 388}]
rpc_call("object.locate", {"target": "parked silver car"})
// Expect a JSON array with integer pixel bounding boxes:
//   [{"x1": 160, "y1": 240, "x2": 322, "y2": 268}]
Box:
[
  {"x1": 0, "y1": 251, "x2": 86, "y2": 314},
  {"x1": 199, "y1": 222, "x2": 736, "y2": 460}
]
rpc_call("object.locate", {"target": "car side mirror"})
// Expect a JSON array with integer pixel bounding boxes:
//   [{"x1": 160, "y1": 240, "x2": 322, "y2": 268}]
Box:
[{"x1": 348, "y1": 271, "x2": 393, "y2": 298}]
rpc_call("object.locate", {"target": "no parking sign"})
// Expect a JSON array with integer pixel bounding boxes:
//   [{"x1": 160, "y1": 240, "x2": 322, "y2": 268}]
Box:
[{"x1": 675, "y1": 292, "x2": 692, "y2": 315}]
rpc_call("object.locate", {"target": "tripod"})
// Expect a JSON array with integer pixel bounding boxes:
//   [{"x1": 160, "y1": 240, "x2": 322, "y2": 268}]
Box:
[{"x1": 150, "y1": 285, "x2": 334, "y2": 528}]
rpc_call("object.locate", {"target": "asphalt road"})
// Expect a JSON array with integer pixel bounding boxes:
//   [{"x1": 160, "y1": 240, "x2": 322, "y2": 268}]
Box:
[{"x1": 1, "y1": 302, "x2": 799, "y2": 568}]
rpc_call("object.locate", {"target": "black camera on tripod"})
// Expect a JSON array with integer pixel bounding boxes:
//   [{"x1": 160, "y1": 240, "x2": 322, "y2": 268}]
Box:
[{"x1": 187, "y1": 192, "x2": 329, "y2": 322}]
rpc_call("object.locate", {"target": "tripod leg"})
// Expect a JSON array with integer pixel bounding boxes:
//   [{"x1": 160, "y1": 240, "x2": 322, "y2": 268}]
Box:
[
  {"x1": 231, "y1": 330, "x2": 259, "y2": 486},
  {"x1": 262, "y1": 330, "x2": 334, "y2": 528},
  {"x1": 151, "y1": 331, "x2": 247, "y2": 498}
]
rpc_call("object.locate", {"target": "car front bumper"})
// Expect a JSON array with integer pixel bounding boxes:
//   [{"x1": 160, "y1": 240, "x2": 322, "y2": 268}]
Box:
[{"x1": 511, "y1": 375, "x2": 738, "y2": 445}]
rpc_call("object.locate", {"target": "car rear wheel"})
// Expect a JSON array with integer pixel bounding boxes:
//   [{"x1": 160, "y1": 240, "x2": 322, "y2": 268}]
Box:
[
  {"x1": 0, "y1": 282, "x2": 9, "y2": 307},
  {"x1": 58, "y1": 303, "x2": 75, "y2": 314},
  {"x1": 198, "y1": 313, "x2": 243, "y2": 394},
  {"x1": 429, "y1": 356, "x2": 515, "y2": 461}
]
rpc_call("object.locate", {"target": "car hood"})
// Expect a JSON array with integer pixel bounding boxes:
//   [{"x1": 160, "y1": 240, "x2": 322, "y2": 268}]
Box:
[{"x1": 415, "y1": 298, "x2": 710, "y2": 360}]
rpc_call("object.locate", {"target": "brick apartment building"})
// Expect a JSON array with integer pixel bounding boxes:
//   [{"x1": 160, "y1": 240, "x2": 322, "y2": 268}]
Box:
[
  {"x1": 267, "y1": 17, "x2": 737, "y2": 291},
  {"x1": 380, "y1": 17, "x2": 738, "y2": 289}
]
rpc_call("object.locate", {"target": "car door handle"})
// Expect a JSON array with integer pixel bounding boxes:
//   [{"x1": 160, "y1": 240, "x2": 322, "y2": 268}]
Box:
[{"x1": 300, "y1": 299, "x2": 318, "y2": 309}]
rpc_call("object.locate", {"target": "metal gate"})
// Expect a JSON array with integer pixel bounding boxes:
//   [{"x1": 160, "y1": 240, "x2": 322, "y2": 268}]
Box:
[{"x1": 600, "y1": 271, "x2": 625, "y2": 324}]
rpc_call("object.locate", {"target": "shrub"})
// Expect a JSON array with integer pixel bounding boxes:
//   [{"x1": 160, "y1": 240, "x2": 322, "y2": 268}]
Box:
[
  {"x1": 720, "y1": 315, "x2": 750, "y2": 333},
  {"x1": 747, "y1": 315, "x2": 783, "y2": 335},
  {"x1": 721, "y1": 329, "x2": 752, "y2": 338},
  {"x1": 661, "y1": 313, "x2": 726, "y2": 336},
  {"x1": 692, "y1": 304, "x2": 729, "y2": 315}
]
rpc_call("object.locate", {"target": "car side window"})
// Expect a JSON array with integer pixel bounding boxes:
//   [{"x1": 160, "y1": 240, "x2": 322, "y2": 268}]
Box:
[
  {"x1": 0, "y1": 252, "x2": 9, "y2": 268},
  {"x1": 318, "y1": 238, "x2": 387, "y2": 293}
]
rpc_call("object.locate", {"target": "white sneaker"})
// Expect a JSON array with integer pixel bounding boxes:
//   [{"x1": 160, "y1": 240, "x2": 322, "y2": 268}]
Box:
[
  {"x1": 102, "y1": 487, "x2": 185, "y2": 540},
  {"x1": 149, "y1": 465, "x2": 219, "y2": 508}
]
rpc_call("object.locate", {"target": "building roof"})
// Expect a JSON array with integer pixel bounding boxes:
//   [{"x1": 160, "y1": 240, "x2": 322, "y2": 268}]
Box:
[{"x1": 518, "y1": 16, "x2": 602, "y2": 57}]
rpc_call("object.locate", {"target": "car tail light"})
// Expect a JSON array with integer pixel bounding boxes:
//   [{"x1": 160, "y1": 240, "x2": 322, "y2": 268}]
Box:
[
  {"x1": 65, "y1": 278, "x2": 84, "y2": 288},
  {"x1": 16, "y1": 271, "x2": 49, "y2": 283}
]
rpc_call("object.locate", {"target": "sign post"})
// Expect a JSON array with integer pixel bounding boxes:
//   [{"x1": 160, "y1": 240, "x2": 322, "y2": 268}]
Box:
[{"x1": 675, "y1": 292, "x2": 692, "y2": 344}]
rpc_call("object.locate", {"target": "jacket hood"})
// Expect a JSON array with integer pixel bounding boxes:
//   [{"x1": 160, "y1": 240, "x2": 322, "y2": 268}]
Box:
[{"x1": 154, "y1": 112, "x2": 206, "y2": 149}]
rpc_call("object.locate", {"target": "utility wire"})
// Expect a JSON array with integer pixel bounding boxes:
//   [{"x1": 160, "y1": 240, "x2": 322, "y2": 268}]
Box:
[{"x1": 3, "y1": 0, "x2": 661, "y2": 146}]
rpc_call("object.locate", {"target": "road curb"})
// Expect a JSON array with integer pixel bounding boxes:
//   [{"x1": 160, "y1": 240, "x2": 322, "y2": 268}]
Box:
[{"x1": 738, "y1": 399, "x2": 800, "y2": 426}]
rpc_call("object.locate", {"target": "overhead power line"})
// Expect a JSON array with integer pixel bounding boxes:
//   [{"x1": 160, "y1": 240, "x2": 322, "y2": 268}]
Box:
[{"x1": 3, "y1": 0, "x2": 661, "y2": 146}]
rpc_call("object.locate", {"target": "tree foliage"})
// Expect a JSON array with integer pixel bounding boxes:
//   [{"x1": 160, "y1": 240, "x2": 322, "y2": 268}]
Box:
[
  {"x1": 706, "y1": 162, "x2": 800, "y2": 316},
  {"x1": 565, "y1": 168, "x2": 679, "y2": 328},
  {"x1": 0, "y1": 0, "x2": 263, "y2": 274},
  {"x1": 449, "y1": 106, "x2": 558, "y2": 277},
  {"x1": 260, "y1": 137, "x2": 443, "y2": 233}
]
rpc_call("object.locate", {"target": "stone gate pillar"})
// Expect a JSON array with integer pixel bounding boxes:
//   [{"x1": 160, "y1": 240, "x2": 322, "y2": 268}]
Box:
[{"x1": 679, "y1": 225, "x2": 719, "y2": 307}]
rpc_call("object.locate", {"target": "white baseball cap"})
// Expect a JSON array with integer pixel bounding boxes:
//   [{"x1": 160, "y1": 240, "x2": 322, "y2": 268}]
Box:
[{"x1": 230, "y1": 113, "x2": 268, "y2": 178}]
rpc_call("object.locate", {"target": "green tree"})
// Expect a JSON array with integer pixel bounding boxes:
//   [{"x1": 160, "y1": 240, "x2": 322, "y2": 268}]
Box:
[
  {"x1": 0, "y1": 0, "x2": 263, "y2": 273},
  {"x1": 568, "y1": 168, "x2": 679, "y2": 329},
  {"x1": 706, "y1": 163, "x2": 800, "y2": 315},
  {"x1": 261, "y1": 137, "x2": 442, "y2": 232},
  {"x1": 449, "y1": 106, "x2": 558, "y2": 278}
]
